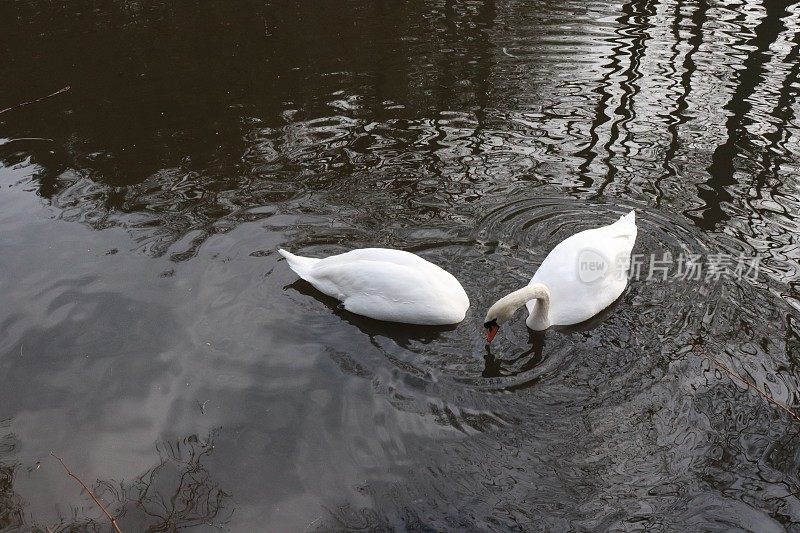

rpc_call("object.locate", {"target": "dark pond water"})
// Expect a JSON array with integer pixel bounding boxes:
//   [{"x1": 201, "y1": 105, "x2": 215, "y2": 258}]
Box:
[{"x1": 2, "y1": 0, "x2": 800, "y2": 531}]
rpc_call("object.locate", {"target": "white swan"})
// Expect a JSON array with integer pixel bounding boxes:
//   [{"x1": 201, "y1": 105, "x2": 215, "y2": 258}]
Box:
[
  {"x1": 278, "y1": 248, "x2": 470, "y2": 325},
  {"x1": 483, "y1": 210, "x2": 638, "y2": 341}
]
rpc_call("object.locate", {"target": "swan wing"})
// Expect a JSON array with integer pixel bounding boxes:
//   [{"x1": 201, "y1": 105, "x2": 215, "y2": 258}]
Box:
[
  {"x1": 318, "y1": 248, "x2": 461, "y2": 287},
  {"x1": 305, "y1": 259, "x2": 468, "y2": 325},
  {"x1": 529, "y1": 211, "x2": 637, "y2": 325},
  {"x1": 321, "y1": 248, "x2": 430, "y2": 267}
]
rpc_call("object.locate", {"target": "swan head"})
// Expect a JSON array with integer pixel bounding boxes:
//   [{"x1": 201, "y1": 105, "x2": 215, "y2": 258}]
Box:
[
  {"x1": 483, "y1": 299, "x2": 517, "y2": 343},
  {"x1": 483, "y1": 318, "x2": 500, "y2": 343},
  {"x1": 483, "y1": 284, "x2": 551, "y2": 343}
]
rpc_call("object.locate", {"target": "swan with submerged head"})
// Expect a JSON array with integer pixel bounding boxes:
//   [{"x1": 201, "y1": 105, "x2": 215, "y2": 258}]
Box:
[
  {"x1": 278, "y1": 247, "x2": 470, "y2": 325},
  {"x1": 483, "y1": 210, "x2": 637, "y2": 342}
]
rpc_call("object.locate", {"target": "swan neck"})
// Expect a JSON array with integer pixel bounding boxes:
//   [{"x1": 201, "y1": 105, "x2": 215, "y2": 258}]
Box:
[
  {"x1": 526, "y1": 283, "x2": 551, "y2": 330},
  {"x1": 488, "y1": 283, "x2": 551, "y2": 323},
  {"x1": 509, "y1": 283, "x2": 550, "y2": 310}
]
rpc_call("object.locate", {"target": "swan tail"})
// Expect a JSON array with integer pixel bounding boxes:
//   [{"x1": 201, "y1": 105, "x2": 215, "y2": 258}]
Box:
[
  {"x1": 618, "y1": 210, "x2": 636, "y2": 225},
  {"x1": 612, "y1": 210, "x2": 637, "y2": 238},
  {"x1": 278, "y1": 249, "x2": 320, "y2": 279}
]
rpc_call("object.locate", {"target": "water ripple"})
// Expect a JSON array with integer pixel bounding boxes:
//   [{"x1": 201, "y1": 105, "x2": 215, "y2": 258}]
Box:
[{"x1": 2, "y1": 0, "x2": 800, "y2": 530}]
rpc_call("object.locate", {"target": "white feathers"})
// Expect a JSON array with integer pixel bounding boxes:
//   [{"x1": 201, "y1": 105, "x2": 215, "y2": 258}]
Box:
[
  {"x1": 277, "y1": 249, "x2": 320, "y2": 278},
  {"x1": 280, "y1": 210, "x2": 638, "y2": 332},
  {"x1": 277, "y1": 248, "x2": 470, "y2": 325},
  {"x1": 483, "y1": 210, "x2": 638, "y2": 333},
  {"x1": 525, "y1": 209, "x2": 638, "y2": 330}
]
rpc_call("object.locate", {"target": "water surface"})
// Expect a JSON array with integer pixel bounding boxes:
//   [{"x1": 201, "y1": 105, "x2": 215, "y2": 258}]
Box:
[{"x1": 2, "y1": 0, "x2": 800, "y2": 530}]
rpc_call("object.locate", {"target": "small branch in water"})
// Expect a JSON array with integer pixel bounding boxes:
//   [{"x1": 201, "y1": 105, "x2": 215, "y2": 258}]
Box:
[
  {"x1": 51, "y1": 453, "x2": 122, "y2": 533},
  {"x1": 708, "y1": 354, "x2": 800, "y2": 423},
  {"x1": 0, "y1": 86, "x2": 71, "y2": 116},
  {"x1": 694, "y1": 340, "x2": 800, "y2": 423}
]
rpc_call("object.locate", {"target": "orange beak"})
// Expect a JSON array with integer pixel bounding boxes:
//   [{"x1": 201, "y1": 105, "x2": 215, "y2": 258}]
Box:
[{"x1": 486, "y1": 324, "x2": 500, "y2": 343}]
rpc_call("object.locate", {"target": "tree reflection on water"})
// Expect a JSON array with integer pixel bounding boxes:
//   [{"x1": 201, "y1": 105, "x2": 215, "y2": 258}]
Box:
[{"x1": 0, "y1": 427, "x2": 231, "y2": 532}]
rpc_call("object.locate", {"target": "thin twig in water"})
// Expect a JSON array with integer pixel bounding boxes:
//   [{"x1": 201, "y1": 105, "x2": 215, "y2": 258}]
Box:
[
  {"x1": 0, "y1": 86, "x2": 71, "y2": 116},
  {"x1": 694, "y1": 338, "x2": 800, "y2": 423},
  {"x1": 707, "y1": 354, "x2": 800, "y2": 423},
  {"x1": 51, "y1": 453, "x2": 122, "y2": 533}
]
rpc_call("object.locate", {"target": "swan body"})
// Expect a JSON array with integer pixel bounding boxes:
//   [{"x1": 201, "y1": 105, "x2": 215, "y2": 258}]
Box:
[
  {"x1": 278, "y1": 248, "x2": 470, "y2": 325},
  {"x1": 485, "y1": 210, "x2": 637, "y2": 338}
]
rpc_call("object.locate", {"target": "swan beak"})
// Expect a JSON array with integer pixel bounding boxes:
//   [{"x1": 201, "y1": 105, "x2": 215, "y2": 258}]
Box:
[{"x1": 486, "y1": 324, "x2": 500, "y2": 343}]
